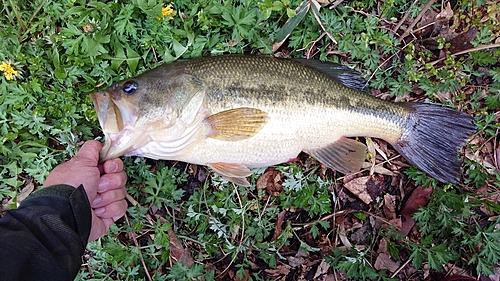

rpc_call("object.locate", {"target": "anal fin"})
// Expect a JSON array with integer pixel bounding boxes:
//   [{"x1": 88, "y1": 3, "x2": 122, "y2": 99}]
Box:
[
  {"x1": 208, "y1": 162, "x2": 253, "y2": 187},
  {"x1": 307, "y1": 137, "x2": 366, "y2": 174},
  {"x1": 205, "y1": 107, "x2": 268, "y2": 141}
]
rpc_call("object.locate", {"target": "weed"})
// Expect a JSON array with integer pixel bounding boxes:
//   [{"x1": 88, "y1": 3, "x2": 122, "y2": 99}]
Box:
[{"x1": 1, "y1": 0, "x2": 499, "y2": 280}]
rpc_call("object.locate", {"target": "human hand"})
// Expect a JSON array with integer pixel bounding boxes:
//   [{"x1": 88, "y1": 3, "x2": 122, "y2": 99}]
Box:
[{"x1": 44, "y1": 140, "x2": 128, "y2": 241}]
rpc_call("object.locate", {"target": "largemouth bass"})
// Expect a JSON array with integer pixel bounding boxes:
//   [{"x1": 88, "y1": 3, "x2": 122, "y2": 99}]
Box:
[{"x1": 89, "y1": 55, "x2": 475, "y2": 186}]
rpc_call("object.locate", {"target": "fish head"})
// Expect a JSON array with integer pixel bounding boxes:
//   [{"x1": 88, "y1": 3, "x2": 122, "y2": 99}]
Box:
[
  {"x1": 90, "y1": 66, "x2": 208, "y2": 162},
  {"x1": 89, "y1": 74, "x2": 177, "y2": 161}
]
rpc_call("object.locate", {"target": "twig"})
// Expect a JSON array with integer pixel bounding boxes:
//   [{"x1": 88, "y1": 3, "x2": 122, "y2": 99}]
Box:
[
  {"x1": 259, "y1": 195, "x2": 272, "y2": 220},
  {"x1": 125, "y1": 214, "x2": 153, "y2": 281},
  {"x1": 310, "y1": 0, "x2": 337, "y2": 44},
  {"x1": 397, "y1": 0, "x2": 437, "y2": 42},
  {"x1": 328, "y1": 0, "x2": 344, "y2": 10},
  {"x1": 363, "y1": 39, "x2": 416, "y2": 87},
  {"x1": 393, "y1": 0, "x2": 420, "y2": 33},
  {"x1": 390, "y1": 259, "x2": 411, "y2": 278},
  {"x1": 422, "y1": 43, "x2": 500, "y2": 69},
  {"x1": 7, "y1": 0, "x2": 27, "y2": 31},
  {"x1": 361, "y1": 211, "x2": 401, "y2": 231},
  {"x1": 335, "y1": 154, "x2": 403, "y2": 182}
]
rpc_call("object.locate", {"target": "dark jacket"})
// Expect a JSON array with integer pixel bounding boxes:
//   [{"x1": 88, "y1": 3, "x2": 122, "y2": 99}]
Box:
[{"x1": 0, "y1": 185, "x2": 91, "y2": 280}]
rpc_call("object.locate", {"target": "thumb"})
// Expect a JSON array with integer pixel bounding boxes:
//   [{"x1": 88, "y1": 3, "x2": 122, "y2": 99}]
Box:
[{"x1": 72, "y1": 140, "x2": 103, "y2": 166}]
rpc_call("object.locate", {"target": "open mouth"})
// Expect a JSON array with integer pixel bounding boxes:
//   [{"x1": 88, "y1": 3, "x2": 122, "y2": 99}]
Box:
[
  {"x1": 89, "y1": 91, "x2": 143, "y2": 161},
  {"x1": 89, "y1": 91, "x2": 124, "y2": 161}
]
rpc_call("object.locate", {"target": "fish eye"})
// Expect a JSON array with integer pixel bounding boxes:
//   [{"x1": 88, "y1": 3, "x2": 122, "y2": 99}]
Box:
[{"x1": 122, "y1": 80, "x2": 138, "y2": 94}]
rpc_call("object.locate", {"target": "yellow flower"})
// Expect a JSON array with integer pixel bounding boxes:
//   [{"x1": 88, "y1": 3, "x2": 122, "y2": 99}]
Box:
[
  {"x1": 0, "y1": 61, "x2": 20, "y2": 80},
  {"x1": 161, "y1": 4, "x2": 175, "y2": 20}
]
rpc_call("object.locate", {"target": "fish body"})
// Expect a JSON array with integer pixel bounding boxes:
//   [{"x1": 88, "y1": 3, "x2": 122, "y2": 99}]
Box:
[{"x1": 90, "y1": 55, "x2": 475, "y2": 186}]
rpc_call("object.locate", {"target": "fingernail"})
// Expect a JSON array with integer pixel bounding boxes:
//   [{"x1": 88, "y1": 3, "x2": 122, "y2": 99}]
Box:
[
  {"x1": 92, "y1": 195, "x2": 102, "y2": 206},
  {"x1": 107, "y1": 161, "x2": 119, "y2": 173},
  {"x1": 94, "y1": 207, "x2": 106, "y2": 215},
  {"x1": 98, "y1": 179, "x2": 109, "y2": 192}
]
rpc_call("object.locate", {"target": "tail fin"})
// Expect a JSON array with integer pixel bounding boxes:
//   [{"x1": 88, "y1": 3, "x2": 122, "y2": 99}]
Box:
[{"x1": 393, "y1": 103, "x2": 475, "y2": 184}]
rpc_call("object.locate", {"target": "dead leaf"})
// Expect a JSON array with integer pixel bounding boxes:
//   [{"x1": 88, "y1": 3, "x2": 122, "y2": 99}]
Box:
[
  {"x1": 271, "y1": 210, "x2": 287, "y2": 241},
  {"x1": 374, "y1": 252, "x2": 400, "y2": 272},
  {"x1": 338, "y1": 222, "x2": 352, "y2": 248},
  {"x1": 386, "y1": 218, "x2": 402, "y2": 230},
  {"x1": 362, "y1": 162, "x2": 395, "y2": 176},
  {"x1": 257, "y1": 168, "x2": 283, "y2": 196},
  {"x1": 435, "y1": 2, "x2": 453, "y2": 27},
  {"x1": 466, "y1": 149, "x2": 498, "y2": 176},
  {"x1": 16, "y1": 180, "x2": 35, "y2": 206},
  {"x1": 441, "y1": 264, "x2": 476, "y2": 280},
  {"x1": 350, "y1": 221, "x2": 372, "y2": 244},
  {"x1": 273, "y1": 1, "x2": 310, "y2": 52},
  {"x1": 265, "y1": 264, "x2": 290, "y2": 279},
  {"x1": 168, "y1": 228, "x2": 194, "y2": 266},
  {"x1": 287, "y1": 256, "x2": 305, "y2": 268},
  {"x1": 343, "y1": 176, "x2": 374, "y2": 204},
  {"x1": 448, "y1": 28, "x2": 477, "y2": 54},
  {"x1": 400, "y1": 186, "x2": 434, "y2": 235},
  {"x1": 313, "y1": 259, "x2": 331, "y2": 279},
  {"x1": 383, "y1": 194, "x2": 397, "y2": 220}
]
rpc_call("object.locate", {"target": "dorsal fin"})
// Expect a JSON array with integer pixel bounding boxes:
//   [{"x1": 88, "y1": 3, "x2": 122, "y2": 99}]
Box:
[{"x1": 294, "y1": 59, "x2": 367, "y2": 91}]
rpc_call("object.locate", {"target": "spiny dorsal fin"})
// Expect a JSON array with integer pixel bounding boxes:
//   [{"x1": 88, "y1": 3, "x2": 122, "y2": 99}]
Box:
[
  {"x1": 307, "y1": 137, "x2": 366, "y2": 174},
  {"x1": 205, "y1": 107, "x2": 268, "y2": 141},
  {"x1": 208, "y1": 162, "x2": 252, "y2": 186},
  {"x1": 294, "y1": 59, "x2": 367, "y2": 92}
]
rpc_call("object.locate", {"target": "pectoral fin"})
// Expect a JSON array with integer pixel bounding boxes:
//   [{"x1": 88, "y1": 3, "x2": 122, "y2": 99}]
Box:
[
  {"x1": 205, "y1": 107, "x2": 268, "y2": 141},
  {"x1": 307, "y1": 137, "x2": 366, "y2": 174},
  {"x1": 208, "y1": 162, "x2": 253, "y2": 187}
]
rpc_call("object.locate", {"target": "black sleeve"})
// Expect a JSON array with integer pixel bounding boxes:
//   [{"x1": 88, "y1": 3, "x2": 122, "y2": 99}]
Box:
[{"x1": 0, "y1": 184, "x2": 92, "y2": 281}]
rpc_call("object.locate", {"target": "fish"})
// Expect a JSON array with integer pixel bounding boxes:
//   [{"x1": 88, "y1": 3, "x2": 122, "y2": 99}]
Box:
[{"x1": 89, "y1": 55, "x2": 476, "y2": 186}]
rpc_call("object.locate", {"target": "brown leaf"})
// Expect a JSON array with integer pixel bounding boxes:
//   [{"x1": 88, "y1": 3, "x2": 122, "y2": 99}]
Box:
[
  {"x1": 383, "y1": 194, "x2": 397, "y2": 220},
  {"x1": 400, "y1": 186, "x2": 434, "y2": 235},
  {"x1": 374, "y1": 252, "x2": 400, "y2": 272},
  {"x1": 435, "y1": 2, "x2": 453, "y2": 27},
  {"x1": 313, "y1": 259, "x2": 331, "y2": 279},
  {"x1": 343, "y1": 176, "x2": 374, "y2": 204},
  {"x1": 168, "y1": 228, "x2": 194, "y2": 266},
  {"x1": 350, "y1": 221, "x2": 372, "y2": 245},
  {"x1": 287, "y1": 256, "x2": 305, "y2": 268},
  {"x1": 257, "y1": 168, "x2": 283, "y2": 196},
  {"x1": 448, "y1": 28, "x2": 477, "y2": 54},
  {"x1": 15, "y1": 180, "x2": 35, "y2": 206},
  {"x1": 265, "y1": 264, "x2": 290, "y2": 279},
  {"x1": 271, "y1": 210, "x2": 287, "y2": 241},
  {"x1": 377, "y1": 238, "x2": 388, "y2": 254}
]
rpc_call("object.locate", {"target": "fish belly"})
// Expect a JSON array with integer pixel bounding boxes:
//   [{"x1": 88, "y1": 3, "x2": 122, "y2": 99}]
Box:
[{"x1": 173, "y1": 102, "x2": 404, "y2": 167}]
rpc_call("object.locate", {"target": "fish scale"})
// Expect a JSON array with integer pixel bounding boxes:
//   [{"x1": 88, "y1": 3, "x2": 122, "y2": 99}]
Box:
[{"x1": 90, "y1": 55, "x2": 475, "y2": 186}]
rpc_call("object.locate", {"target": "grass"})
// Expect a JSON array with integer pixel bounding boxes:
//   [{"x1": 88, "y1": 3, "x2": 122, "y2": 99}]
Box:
[{"x1": 1, "y1": 0, "x2": 499, "y2": 280}]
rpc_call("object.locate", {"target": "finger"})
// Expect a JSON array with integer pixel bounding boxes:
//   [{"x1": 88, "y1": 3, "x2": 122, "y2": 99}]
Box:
[
  {"x1": 72, "y1": 140, "x2": 103, "y2": 166},
  {"x1": 88, "y1": 213, "x2": 107, "y2": 242},
  {"x1": 103, "y1": 158, "x2": 124, "y2": 174},
  {"x1": 97, "y1": 171, "x2": 127, "y2": 193},
  {"x1": 91, "y1": 188, "x2": 128, "y2": 208},
  {"x1": 93, "y1": 199, "x2": 128, "y2": 219}
]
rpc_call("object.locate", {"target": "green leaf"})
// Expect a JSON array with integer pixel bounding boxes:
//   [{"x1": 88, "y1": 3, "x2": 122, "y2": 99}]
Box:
[
  {"x1": 276, "y1": 1, "x2": 309, "y2": 42},
  {"x1": 126, "y1": 46, "x2": 140, "y2": 72}
]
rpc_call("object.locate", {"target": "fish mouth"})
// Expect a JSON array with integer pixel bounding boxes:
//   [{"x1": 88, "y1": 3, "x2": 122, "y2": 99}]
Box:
[{"x1": 89, "y1": 91, "x2": 140, "y2": 162}]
